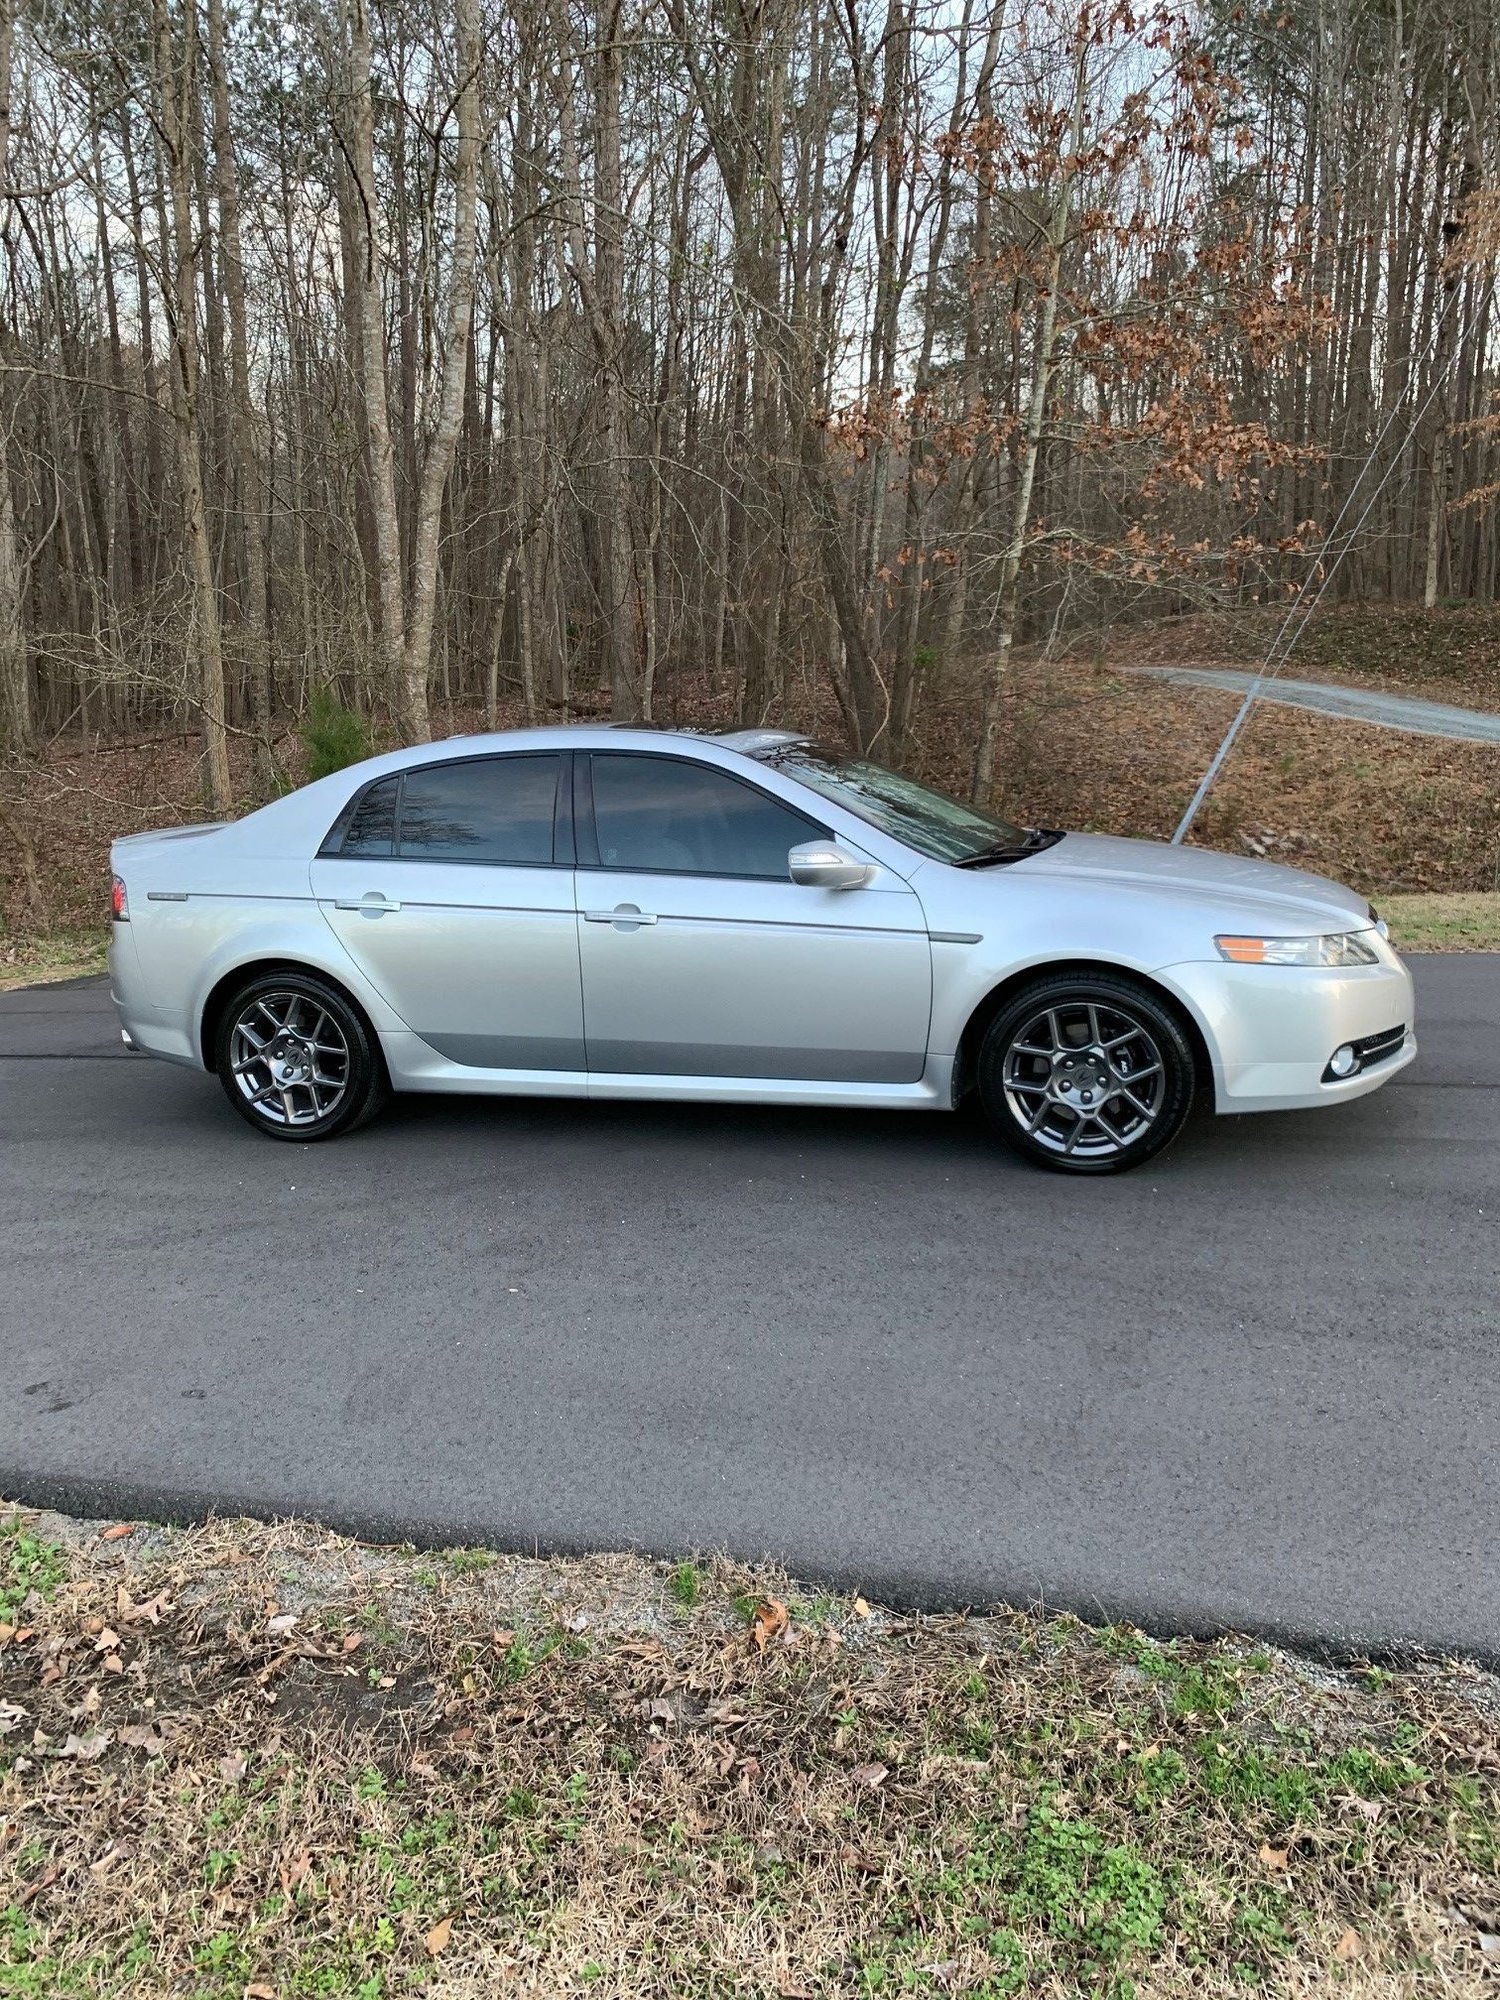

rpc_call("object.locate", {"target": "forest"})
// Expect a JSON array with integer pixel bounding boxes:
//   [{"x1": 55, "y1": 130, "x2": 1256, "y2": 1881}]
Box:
[{"x1": 0, "y1": 0, "x2": 1496, "y2": 823}]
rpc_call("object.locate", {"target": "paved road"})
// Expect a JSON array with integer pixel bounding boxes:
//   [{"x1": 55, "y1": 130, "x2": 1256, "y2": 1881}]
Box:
[
  {"x1": 3, "y1": 963, "x2": 1497, "y2": 1662},
  {"x1": 1125, "y1": 662, "x2": 1500, "y2": 743}
]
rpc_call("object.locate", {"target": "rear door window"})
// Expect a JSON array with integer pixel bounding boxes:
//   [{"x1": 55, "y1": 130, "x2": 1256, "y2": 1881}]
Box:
[{"x1": 397, "y1": 756, "x2": 561, "y2": 864}]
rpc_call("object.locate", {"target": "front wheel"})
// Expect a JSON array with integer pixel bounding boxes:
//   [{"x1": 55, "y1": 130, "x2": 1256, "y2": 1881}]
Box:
[
  {"x1": 977, "y1": 973, "x2": 1197, "y2": 1175},
  {"x1": 215, "y1": 972, "x2": 387, "y2": 1142}
]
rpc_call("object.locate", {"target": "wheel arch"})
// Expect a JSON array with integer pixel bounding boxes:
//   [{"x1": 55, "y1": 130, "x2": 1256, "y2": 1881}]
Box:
[
  {"x1": 951, "y1": 958, "x2": 1217, "y2": 1105},
  {"x1": 199, "y1": 957, "x2": 385, "y2": 1075}
]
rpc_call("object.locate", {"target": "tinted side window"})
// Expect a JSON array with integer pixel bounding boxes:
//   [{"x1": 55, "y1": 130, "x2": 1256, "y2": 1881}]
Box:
[
  {"x1": 589, "y1": 755, "x2": 818, "y2": 877},
  {"x1": 397, "y1": 755, "x2": 559, "y2": 865},
  {"x1": 338, "y1": 775, "x2": 399, "y2": 856}
]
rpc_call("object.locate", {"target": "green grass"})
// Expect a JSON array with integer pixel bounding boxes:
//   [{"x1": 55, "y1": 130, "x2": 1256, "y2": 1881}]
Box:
[
  {"x1": 0, "y1": 928, "x2": 107, "y2": 993},
  {"x1": 670, "y1": 1561, "x2": 705, "y2": 1608},
  {"x1": 0, "y1": 1510, "x2": 66, "y2": 1623},
  {"x1": 1380, "y1": 891, "x2": 1500, "y2": 951}
]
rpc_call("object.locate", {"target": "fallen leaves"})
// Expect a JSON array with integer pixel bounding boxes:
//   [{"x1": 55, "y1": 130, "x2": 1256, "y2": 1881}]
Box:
[
  {"x1": 17, "y1": 1862, "x2": 61, "y2": 1905},
  {"x1": 278, "y1": 1850, "x2": 312, "y2": 1897},
  {"x1": 7, "y1": 1502, "x2": 1499, "y2": 2000},
  {"x1": 119, "y1": 1722, "x2": 168, "y2": 1754},
  {"x1": 840, "y1": 1844, "x2": 881, "y2": 1874},
  {"x1": 750, "y1": 1599, "x2": 789, "y2": 1652},
  {"x1": 99, "y1": 1523, "x2": 136, "y2": 1543},
  {"x1": 117, "y1": 1585, "x2": 170, "y2": 1625},
  {"x1": 59, "y1": 1729, "x2": 112, "y2": 1760}
]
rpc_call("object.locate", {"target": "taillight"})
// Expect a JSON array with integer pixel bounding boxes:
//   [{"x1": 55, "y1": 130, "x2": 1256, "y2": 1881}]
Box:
[{"x1": 111, "y1": 874, "x2": 129, "y2": 922}]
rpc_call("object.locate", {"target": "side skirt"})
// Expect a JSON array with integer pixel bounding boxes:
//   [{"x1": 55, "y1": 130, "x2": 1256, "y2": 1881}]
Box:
[{"x1": 379, "y1": 1028, "x2": 955, "y2": 1111}]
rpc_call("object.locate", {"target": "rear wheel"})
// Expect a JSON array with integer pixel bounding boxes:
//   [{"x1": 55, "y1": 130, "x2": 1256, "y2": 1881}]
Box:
[
  {"x1": 977, "y1": 973, "x2": 1196, "y2": 1174},
  {"x1": 214, "y1": 972, "x2": 387, "y2": 1142}
]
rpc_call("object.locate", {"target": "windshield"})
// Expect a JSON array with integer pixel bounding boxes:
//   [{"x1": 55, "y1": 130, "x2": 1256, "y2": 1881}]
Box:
[{"x1": 757, "y1": 743, "x2": 1028, "y2": 864}]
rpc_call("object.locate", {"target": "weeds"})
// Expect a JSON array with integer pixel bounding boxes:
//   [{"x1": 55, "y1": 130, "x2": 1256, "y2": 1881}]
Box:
[{"x1": 2, "y1": 1506, "x2": 1497, "y2": 1997}]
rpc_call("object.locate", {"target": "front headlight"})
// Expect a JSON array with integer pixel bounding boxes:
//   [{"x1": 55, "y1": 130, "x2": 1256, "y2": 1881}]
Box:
[{"x1": 1214, "y1": 931, "x2": 1381, "y2": 967}]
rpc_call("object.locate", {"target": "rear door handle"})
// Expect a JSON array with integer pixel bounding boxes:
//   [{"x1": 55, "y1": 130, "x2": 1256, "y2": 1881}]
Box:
[
  {"x1": 584, "y1": 903, "x2": 657, "y2": 928},
  {"x1": 334, "y1": 893, "x2": 402, "y2": 916}
]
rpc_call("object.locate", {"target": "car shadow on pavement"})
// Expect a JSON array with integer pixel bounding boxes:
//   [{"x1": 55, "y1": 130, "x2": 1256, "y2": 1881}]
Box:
[{"x1": 371, "y1": 1075, "x2": 1407, "y2": 1180}]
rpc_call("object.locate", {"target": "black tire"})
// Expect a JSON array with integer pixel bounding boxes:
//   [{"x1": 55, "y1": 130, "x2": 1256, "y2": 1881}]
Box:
[
  {"x1": 214, "y1": 970, "x2": 388, "y2": 1142},
  {"x1": 977, "y1": 972, "x2": 1196, "y2": 1175}
]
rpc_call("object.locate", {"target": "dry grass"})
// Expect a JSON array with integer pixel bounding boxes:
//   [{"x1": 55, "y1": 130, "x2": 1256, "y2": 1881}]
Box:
[{"x1": 3, "y1": 1504, "x2": 1498, "y2": 1998}]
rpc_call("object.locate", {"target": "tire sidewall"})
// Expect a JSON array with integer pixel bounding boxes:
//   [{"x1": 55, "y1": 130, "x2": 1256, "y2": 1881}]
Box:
[
  {"x1": 977, "y1": 974, "x2": 1196, "y2": 1174},
  {"x1": 214, "y1": 972, "x2": 385, "y2": 1142}
]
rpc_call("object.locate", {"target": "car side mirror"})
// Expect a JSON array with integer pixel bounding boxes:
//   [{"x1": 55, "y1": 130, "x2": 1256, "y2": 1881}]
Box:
[{"x1": 788, "y1": 841, "x2": 874, "y2": 891}]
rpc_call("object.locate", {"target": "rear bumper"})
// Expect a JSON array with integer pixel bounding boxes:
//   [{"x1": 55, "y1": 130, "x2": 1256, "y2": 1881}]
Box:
[
  {"x1": 1158, "y1": 944, "x2": 1416, "y2": 1114},
  {"x1": 108, "y1": 925, "x2": 199, "y2": 1068}
]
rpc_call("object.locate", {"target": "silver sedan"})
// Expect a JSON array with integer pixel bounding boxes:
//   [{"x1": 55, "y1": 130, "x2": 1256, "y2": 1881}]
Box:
[{"x1": 108, "y1": 726, "x2": 1415, "y2": 1174}]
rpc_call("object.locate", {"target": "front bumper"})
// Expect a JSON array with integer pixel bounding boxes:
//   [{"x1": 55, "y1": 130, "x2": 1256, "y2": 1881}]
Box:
[{"x1": 1158, "y1": 940, "x2": 1416, "y2": 1114}]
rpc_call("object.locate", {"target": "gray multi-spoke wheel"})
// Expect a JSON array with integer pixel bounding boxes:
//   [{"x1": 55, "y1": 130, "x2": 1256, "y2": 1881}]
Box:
[
  {"x1": 977, "y1": 973, "x2": 1196, "y2": 1174},
  {"x1": 214, "y1": 972, "x2": 387, "y2": 1142}
]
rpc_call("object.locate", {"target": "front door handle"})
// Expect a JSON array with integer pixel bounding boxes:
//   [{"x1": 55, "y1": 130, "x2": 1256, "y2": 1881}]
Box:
[
  {"x1": 584, "y1": 903, "x2": 657, "y2": 929},
  {"x1": 334, "y1": 893, "x2": 402, "y2": 916}
]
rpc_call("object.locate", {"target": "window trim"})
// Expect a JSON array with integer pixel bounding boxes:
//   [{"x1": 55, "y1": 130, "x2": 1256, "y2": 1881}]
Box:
[
  {"x1": 579, "y1": 749, "x2": 829, "y2": 882},
  {"x1": 317, "y1": 751, "x2": 573, "y2": 869}
]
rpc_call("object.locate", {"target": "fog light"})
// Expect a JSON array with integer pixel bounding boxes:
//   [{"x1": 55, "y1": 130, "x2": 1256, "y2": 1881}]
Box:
[{"x1": 1328, "y1": 1044, "x2": 1359, "y2": 1078}]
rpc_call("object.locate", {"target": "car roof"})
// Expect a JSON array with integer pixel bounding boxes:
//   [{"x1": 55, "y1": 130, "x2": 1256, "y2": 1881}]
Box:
[
  {"x1": 708, "y1": 728, "x2": 813, "y2": 756},
  {"x1": 359, "y1": 723, "x2": 813, "y2": 759}
]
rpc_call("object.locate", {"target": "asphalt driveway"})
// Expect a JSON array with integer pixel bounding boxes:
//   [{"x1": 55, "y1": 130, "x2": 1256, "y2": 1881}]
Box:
[{"x1": 2, "y1": 959, "x2": 1497, "y2": 1661}]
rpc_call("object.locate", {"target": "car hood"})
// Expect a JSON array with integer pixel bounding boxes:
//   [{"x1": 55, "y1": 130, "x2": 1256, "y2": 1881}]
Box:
[{"x1": 1011, "y1": 832, "x2": 1372, "y2": 932}]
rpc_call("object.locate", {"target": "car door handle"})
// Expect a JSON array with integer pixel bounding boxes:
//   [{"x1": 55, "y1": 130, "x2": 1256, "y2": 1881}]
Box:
[
  {"x1": 334, "y1": 893, "x2": 402, "y2": 916},
  {"x1": 584, "y1": 904, "x2": 657, "y2": 928}
]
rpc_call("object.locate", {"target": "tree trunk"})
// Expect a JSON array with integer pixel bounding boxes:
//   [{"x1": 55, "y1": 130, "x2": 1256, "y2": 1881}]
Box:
[
  {"x1": 342, "y1": 0, "x2": 408, "y2": 730},
  {"x1": 204, "y1": 0, "x2": 275, "y2": 789},
  {"x1": 971, "y1": 19, "x2": 1088, "y2": 803},
  {"x1": 400, "y1": 0, "x2": 481, "y2": 743},
  {"x1": 0, "y1": 0, "x2": 33, "y2": 757},
  {"x1": 154, "y1": 0, "x2": 232, "y2": 813}
]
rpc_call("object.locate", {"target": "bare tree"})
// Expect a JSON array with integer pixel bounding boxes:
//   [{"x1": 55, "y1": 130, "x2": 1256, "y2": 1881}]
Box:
[
  {"x1": 152, "y1": 0, "x2": 233, "y2": 810},
  {"x1": 0, "y1": 0, "x2": 1493, "y2": 812},
  {"x1": 0, "y1": 0, "x2": 32, "y2": 757}
]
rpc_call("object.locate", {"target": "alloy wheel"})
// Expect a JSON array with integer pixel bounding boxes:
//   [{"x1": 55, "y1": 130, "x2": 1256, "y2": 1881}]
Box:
[
  {"x1": 227, "y1": 989, "x2": 352, "y2": 1129},
  {"x1": 1000, "y1": 998, "x2": 1167, "y2": 1162}
]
